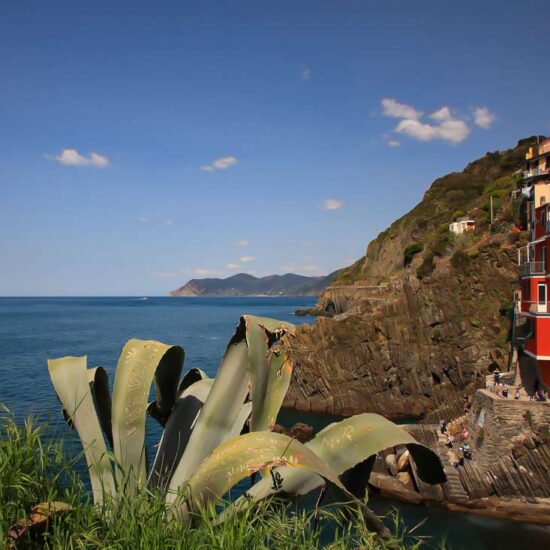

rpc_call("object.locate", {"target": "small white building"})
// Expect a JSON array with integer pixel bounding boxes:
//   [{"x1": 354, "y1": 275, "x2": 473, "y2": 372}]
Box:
[{"x1": 449, "y1": 217, "x2": 475, "y2": 235}]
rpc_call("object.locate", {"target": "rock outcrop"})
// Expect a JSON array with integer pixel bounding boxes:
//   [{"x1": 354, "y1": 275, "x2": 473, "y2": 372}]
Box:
[{"x1": 284, "y1": 138, "x2": 539, "y2": 420}]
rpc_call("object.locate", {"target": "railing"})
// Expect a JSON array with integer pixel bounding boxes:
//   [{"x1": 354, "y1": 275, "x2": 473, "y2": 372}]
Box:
[
  {"x1": 521, "y1": 262, "x2": 545, "y2": 276},
  {"x1": 524, "y1": 168, "x2": 549, "y2": 179}
]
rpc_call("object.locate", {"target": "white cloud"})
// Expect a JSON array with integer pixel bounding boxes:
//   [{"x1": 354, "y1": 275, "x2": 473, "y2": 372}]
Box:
[
  {"x1": 47, "y1": 148, "x2": 109, "y2": 167},
  {"x1": 395, "y1": 113, "x2": 470, "y2": 144},
  {"x1": 474, "y1": 107, "x2": 496, "y2": 129},
  {"x1": 138, "y1": 217, "x2": 150, "y2": 223},
  {"x1": 381, "y1": 98, "x2": 422, "y2": 120},
  {"x1": 430, "y1": 106, "x2": 452, "y2": 121},
  {"x1": 301, "y1": 66, "x2": 311, "y2": 80},
  {"x1": 322, "y1": 198, "x2": 344, "y2": 211},
  {"x1": 89, "y1": 152, "x2": 109, "y2": 167},
  {"x1": 233, "y1": 240, "x2": 251, "y2": 247},
  {"x1": 381, "y1": 99, "x2": 473, "y2": 145},
  {"x1": 240, "y1": 256, "x2": 255, "y2": 264},
  {"x1": 164, "y1": 218, "x2": 174, "y2": 226},
  {"x1": 227, "y1": 263, "x2": 239, "y2": 269},
  {"x1": 201, "y1": 156, "x2": 239, "y2": 172}
]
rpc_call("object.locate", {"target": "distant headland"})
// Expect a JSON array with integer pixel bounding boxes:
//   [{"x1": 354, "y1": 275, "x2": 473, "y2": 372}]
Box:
[{"x1": 169, "y1": 272, "x2": 338, "y2": 297}]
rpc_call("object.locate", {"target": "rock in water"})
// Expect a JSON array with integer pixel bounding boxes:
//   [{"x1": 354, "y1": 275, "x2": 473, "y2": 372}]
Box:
[
  {"x1": 398, "y1": 450, "x2": 410, "y2": 472},
  {"x1": 385, "y1": 453, "x2": 398, "y2": 476}
]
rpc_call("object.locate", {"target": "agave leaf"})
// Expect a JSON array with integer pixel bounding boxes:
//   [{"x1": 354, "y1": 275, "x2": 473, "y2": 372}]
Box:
[
  {"x1": 177, "y1": 367, "x2": 209, "y2": 395},
  {"x1": 88, "y1": 367, "x2": 113, "y2": 447},
  {"x1": 148, "y1": 379, "x2": 214, "y2": 489},
  {"x1": 166, "y1": 316, "x2": 293, "y2": 501},
  {"x1": 111, "y1": 339, "x2": 184, "y2": 493},
  {"x1": 222, "y1": 401, "x2": 252, "y2": 442},
  {"x1": 172, "y1": 431, "x2": 389, "y2": 537},
  {"x1": 245, "y1": 316, "x2": 294, "y2": 432},
  {"x1": 166, "y1": 320, "x2": 249, "y2": 500},
  {"x1": 47, "y1": 356, "x2": 116, "y2": 504},
  {"x1": 252, "y1": 347, "x2": 292, "y2": 432},
  {"x1": 232, "y1": 413, "x2": 446, "y2": 506}
]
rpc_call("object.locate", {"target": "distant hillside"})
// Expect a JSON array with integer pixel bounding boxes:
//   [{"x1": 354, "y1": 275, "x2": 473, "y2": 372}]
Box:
[{"x1": 169, "y1": 272, "x2": 338, "y2": 297}]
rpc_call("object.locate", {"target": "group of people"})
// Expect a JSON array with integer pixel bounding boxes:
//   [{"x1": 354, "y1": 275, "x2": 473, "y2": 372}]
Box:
[
  {"x1": 493, "y1": 368, "x2": 548, "y2": 401},
  {"x1": 492, "y1": 368, "x2": 520, "y2": 399},
  {"x1": 493, "y1": 369, "x2": 509, "y2": 398},
  {"x1": 440, "y1": 419, "x2": 473, "y2": 468}
]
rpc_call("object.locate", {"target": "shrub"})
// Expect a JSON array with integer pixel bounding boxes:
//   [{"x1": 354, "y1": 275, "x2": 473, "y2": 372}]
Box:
[
  {"x1": 403, "y1": 243, "x2": 423, "y2": 267},
  {"x1": 452, "y1": 210, "x2": 465, "y2": 220},
  {"x1": 451, "y1": 250, "x2": 470, "y2": 270}
]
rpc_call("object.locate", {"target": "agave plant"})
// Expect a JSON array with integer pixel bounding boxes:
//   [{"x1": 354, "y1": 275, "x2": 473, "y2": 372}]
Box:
[{"x1": 47, "y1": 315, "x2": 446, "y2": 539}]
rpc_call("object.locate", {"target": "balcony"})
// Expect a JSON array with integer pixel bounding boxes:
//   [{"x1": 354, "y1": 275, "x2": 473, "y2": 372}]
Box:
[
  {"x1": 524, "y1": 168, "x2": 550, "y2": 179},
  {"x1": 525, "y1": 141, "x2": 550, "y2": 160},
  {"x1": 521, "y1": 262, "x2": 545, "y2": 276}
]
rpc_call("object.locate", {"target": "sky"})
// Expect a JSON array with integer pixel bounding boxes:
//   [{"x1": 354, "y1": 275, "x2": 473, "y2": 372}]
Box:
[{"x1": 1, "y1": 0, "x2": 549, "y2": 296}]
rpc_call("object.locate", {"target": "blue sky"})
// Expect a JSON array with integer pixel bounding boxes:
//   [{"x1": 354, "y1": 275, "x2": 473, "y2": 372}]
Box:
[{"x1": 1, "y1": 0, "x2": 549, "y2": 295}]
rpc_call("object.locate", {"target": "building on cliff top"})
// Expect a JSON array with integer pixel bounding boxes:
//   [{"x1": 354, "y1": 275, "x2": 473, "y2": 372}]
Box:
[
  {"x1": 517, "y1": 137, "x2": 550, "y2": 392},
  {"x1": 449, "y1": 217, "x2": 475, "y2": 235}
]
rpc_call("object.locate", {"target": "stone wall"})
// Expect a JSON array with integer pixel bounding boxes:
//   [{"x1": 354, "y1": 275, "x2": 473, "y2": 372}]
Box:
[{"x1": 466, "y1": 389, "x2": 550, "y2": 470}]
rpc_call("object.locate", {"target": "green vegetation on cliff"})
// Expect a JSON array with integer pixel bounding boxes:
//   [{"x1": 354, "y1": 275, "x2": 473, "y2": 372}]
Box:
[{"x1": 333, "y1": 137, "x2": 539, "y2": 285}]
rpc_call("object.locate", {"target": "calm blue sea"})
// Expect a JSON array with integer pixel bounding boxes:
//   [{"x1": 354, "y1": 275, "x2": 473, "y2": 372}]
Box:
[{"x1": 0, "y1": 296, "x2": 548, "y2": 549}]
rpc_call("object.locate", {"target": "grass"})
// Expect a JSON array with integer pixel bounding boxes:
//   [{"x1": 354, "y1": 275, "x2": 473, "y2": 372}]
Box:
[{"x1": 0, "y1": 406, "x2": 433, "y2": 549}]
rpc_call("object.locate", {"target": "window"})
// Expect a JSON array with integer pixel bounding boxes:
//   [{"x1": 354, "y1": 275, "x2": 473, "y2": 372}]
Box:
[{"x1": 538, "y1": 283, "x2": 547, "y2": 306}]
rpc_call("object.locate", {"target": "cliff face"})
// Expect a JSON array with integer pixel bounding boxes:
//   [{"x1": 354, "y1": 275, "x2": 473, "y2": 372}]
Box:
[{"x1": 284, "y1": 138, "x2": 538, "y2": 420}]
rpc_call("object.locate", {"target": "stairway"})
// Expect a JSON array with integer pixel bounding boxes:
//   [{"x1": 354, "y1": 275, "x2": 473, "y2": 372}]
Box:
[
  {"x1": 434, "y1": 429, "x2": 470, "y2": 501},
  {"x1": 407, "y1": 424, "x2": 470, "y2": 502}
]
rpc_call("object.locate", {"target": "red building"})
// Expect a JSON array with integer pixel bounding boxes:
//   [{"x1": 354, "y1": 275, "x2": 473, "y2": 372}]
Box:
[{"x1": 518, "y1": 138, "x2": 550, "y2": 390}]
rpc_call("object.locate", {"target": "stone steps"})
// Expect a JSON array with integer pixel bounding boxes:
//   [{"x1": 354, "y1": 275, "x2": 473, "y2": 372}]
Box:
[
  {"x1": 433, "y1": 430, "x2": 470, "y2": 501},
  {"x1": 407, "y1": 424, "x2": 470, "y2": 502}
]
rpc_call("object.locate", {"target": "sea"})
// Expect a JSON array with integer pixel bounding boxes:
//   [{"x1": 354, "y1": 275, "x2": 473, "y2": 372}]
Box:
[{"x1": 0, "y1": 296, "x2": 549, "y2": 549}]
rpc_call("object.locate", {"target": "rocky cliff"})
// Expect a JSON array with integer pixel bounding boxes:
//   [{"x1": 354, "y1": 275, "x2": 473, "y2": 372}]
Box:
[{"x1": 284, "y1": 138, "x2": 539, "y2": 420}]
